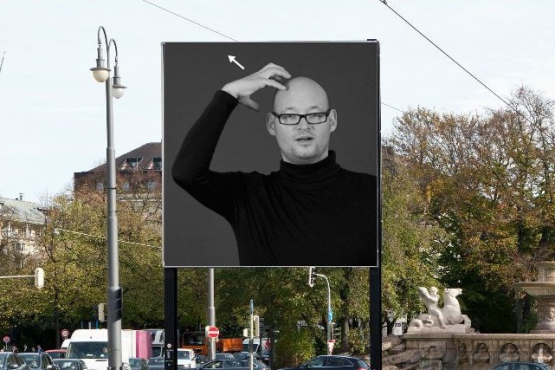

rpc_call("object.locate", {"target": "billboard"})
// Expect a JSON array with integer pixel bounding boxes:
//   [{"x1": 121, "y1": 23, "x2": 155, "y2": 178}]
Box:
[{"x1": 163, "y1": 42, "x2": 380, "y2": 267}]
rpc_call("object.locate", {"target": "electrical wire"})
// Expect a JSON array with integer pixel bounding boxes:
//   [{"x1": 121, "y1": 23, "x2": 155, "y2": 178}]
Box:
[
  {"x1": 55, "y1": 228, "x2": 161, "y2": 250},
  {"x1": 141, "y1": 0, "x2": 238, "y2": 42},
  {"x1": 378, "y1": 0, "x2": 524, "y2": 118},
  {"x1": 140, "y1": 0, "x2": 401, "y2": 114}
]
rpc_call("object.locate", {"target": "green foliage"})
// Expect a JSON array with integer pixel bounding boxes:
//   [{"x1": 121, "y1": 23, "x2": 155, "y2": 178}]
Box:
[
  {"x1": 273, "y1": 328, "x2": 316, "y2": 368},
  {"x1": 390, "y1": 86, "x2": 555, "y2": 332}
]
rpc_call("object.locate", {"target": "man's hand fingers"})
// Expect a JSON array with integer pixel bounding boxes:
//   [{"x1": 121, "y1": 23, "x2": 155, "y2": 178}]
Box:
[
  {"x1": 239, "y1": 97, "x2": 260, "y2": 112},
  {"x1": 259, "y1": 63, "x2": 291, "y2": 81},
  {"x1": 264, "y1": 79, "x2": 287, "y2": 91}
]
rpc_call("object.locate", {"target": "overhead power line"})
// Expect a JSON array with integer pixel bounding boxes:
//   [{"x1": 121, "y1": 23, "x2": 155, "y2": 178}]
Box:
[
  {"x1": 0, "y1": 51, "x2": 6, "y2": 81},
  {"x1": 140, "y1": 0, "x2": 402, "y2": 113},
  {"x1": 378, "y1": 0, "x2": 517, "y2": 114},
  {"x1": 141, "y1": 0, "x2": 238, "y2": 41}
]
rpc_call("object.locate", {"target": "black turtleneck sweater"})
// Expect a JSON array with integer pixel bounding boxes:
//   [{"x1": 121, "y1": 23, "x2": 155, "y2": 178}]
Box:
[{"x1": 172, "y1": 91, "x2": 377, "y2": 266}]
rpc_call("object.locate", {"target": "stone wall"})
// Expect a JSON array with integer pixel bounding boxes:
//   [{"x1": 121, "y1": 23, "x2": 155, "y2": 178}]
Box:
[{"x1": 382, "y1": 333, "x2": 555, "y2": 369}]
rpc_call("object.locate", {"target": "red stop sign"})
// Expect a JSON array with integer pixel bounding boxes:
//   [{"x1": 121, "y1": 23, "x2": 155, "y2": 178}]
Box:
[{"x1": 207, "y1": 326, "x2": 219, "y2": 338}]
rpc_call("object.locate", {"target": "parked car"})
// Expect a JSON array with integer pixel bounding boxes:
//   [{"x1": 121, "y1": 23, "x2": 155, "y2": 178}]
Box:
[
  {"x1": 214, "y1": 354, "x2": 234, "y2": 360},
  {"x1": 277, "y1": 355, "x2": 369, "y2": 370},
  {"x1": 146, "y1": 357, "x2": 164, "y2": 370},
  {"x1": 0, "y1": 352, "x2": 31, "y2": 370},
  {"x1": 129, "y1": 358, "x2": 149, "y2": 370},
  {"x1": 52, "y1": 359, "x2": 87, "y2": 370},
  {"x1": 194, "y1": 356, "x2": 207, "y2": 366},
  {"x1": 198, "y1": 359, "x2": 267, "y2": 370},
  {"x1": 490, "y1": 362, "x2": 551, "y2": 370},
  {"x1": 17, "y1": 353, "x2": 60, "y2": 370},
  {"x1": 45, "y1": 351, "x2": 66, "y2": 360}
]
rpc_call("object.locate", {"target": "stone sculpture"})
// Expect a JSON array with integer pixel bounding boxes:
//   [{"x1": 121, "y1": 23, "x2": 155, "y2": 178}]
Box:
[{"x1": 408, "y1": 287, "x2": 471, "y2": 332}]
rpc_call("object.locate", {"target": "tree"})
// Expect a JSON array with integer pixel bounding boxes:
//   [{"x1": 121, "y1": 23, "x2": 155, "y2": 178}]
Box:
[{"x1": 389, "y1": 86, "x2": 555, "y2": 332}]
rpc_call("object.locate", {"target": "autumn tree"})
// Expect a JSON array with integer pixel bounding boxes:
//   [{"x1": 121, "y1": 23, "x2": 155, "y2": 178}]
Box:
[{"x1": 390, "y1": 86, "x2": 555, "y2": 332}]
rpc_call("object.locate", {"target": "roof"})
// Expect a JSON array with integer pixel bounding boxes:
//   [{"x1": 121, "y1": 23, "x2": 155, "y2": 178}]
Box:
[
  {"x1": 80, "y1": 142, "x2": 161, "y2": 173},
  {"x1": 0, "y1": 197, "x2": 47, "y2": 225}
]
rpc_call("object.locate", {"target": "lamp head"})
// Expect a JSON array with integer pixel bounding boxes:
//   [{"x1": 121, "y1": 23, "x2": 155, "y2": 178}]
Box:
[
  {"x1": 91, "y1": 67, "x2": 110, "y2": 82},
  {"x1": 111, "y1": 64, "x2": 126, "y2": 99}
]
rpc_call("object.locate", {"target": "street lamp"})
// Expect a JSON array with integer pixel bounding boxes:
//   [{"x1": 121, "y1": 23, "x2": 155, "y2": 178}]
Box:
[
  {"x1": 90, "y1": 25, "x2": 126, "y2": 370},
  {"x1": 307, "y1": 268, "x2": 334, "y2": 354}
]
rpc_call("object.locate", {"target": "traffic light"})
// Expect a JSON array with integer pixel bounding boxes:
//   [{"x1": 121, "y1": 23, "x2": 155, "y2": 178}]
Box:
[
  {"x1": 333, "y1": 323, "x2": 341, "y2": 340},
  {"x1": 308, "y1": 267, "x2": 317, "y2": 287},
  {"x1": 253, "y1": 315, "x2": 260, "y2": 337},
  {"x1": 109, "y1": 287, "x2": 123, "y2": 320},
  {"x1": 34, "y1": 268, "x2": 44, "y2": 289},
  {"x1": 98, "y1": 303, "x2": 106, "y2": 322}
]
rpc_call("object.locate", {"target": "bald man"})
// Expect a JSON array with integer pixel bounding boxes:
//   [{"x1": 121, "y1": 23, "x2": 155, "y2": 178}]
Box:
[{"x1": 172, "y1": 63, "x2": 377, "y2": 266}]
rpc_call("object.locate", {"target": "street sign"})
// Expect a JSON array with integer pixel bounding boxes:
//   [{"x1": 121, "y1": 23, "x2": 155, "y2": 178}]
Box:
[
  {"x1": 207, "y1": 326, "x2": 219, "y2": 339},
  {"x1": 61, "y1": 329, "x2": 70, "y2": 338},
  {"x1": 2, "y1": 336, "x2": 10, "y2": 344}
]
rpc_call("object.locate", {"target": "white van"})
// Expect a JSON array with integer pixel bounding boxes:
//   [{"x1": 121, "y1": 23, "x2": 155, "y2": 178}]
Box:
[
  {"x1": 66, "y1": 329, "x2": 152, "y2": 370},
  {"x1": 177, "y1": 348, "x2": 196, "y2": 369}
]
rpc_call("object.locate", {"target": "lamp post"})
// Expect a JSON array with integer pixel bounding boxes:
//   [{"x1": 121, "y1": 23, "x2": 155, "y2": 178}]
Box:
[
  {"x1": 308, "y1": 269, "x2": 333, "y2": 354},
  {"x1": 90, "y1": 25, "x2": 126, "y2": 370}
]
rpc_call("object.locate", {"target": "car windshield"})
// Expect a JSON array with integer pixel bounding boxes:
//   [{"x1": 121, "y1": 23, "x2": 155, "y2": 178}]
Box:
[
  {"x1": 19, "y1": 354, "x2": 40, "y2": 368},
  {"x1": 0, "y1": 355, "x2": 6, "y2": 368},
  {"x1": 55, "y1": 360, "x2": 79, "y2": 370},
  {"x1": 148, "y1": 358, "x2": 164, "y2": 365},
  {"x1": 304, "y1": 357, "x2": 325, "y2": 367},
  {"x1": 177, "y1": 352, "x2": 190, "y2": 360},
  {"x1": 67, "y1": 343, "x2": 108, "y2": 359}
]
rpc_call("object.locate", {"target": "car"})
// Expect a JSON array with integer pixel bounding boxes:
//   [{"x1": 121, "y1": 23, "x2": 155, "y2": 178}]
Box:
[
  {"x1": 128, "y1": 358, "x2": 149, "y2": 370},
  {"x1": 146, "y1": 357, "x2": 164, "y2": 370},
  {"x1": 0, "y1": 352, "x2": 31, "y2": 370},
  {"x1": 277, "y1": 355, "x2": 369, "y2": 370},
  {"x1": 198, "y1": 359, "x2": 267, "y2": 370},
  {"x1": 17, "y1": 353, "x2": 60, "y2": 370},
  {"x1": 490, "y1": 362, "x2": 551, "y2": 370},
  {"x1": 214, "y1": 354, "x2": 235, "y2": 360},
  {"x1": 193, "y1": 356, "x2": 207, "y2": 366},
  {"x1": 177, "y1": 349, "x2": 196, "y2": 369},
  {"x1": 45, "y1": 351, "x2": 66, "y2": 360},
  {"x1": 52, "y1": 359, "x2": 87, "y2": 370}
]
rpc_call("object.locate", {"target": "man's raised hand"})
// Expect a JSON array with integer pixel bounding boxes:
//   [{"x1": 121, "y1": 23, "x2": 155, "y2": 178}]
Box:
[{"x1": 222, "y1": 63, "x2": 291, "y2": 111}]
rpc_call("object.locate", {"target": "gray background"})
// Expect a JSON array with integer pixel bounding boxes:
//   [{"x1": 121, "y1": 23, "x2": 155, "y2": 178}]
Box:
[{"x1": 163, "y1": 42, "x2": 380, "y2": 267}]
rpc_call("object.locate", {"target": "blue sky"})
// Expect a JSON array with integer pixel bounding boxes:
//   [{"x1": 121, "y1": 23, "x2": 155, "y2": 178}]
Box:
[{"x1": 1, "y1": 1, "x2": 554, "y2": 203}]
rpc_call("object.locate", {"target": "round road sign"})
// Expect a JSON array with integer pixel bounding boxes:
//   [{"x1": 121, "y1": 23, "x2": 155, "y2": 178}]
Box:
[
  {"x1": 61, "y1": 329, "x2": 70, "y2": 338},
  {"x1": 207, "y1": 326, "x2": 219, "y2": 338},
  {"x1": 2, "y1": 336, "x2": 10, "y2": 344}
]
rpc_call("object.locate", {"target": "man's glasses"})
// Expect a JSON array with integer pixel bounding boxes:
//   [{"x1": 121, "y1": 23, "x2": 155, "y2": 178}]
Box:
[{"x1": 271, "y1": 110, "x2": 331, "y2": 125}]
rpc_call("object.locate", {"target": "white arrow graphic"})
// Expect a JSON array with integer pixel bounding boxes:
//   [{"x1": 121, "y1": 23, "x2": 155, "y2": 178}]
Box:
[{"x1": 228, "y1": 55, "x2": 245, "y2": 70}]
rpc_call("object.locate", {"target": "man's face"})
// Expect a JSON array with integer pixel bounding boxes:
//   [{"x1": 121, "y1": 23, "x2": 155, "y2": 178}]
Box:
[{"x1": 266, "y1": 77, "x2": 337, "y2": 165}]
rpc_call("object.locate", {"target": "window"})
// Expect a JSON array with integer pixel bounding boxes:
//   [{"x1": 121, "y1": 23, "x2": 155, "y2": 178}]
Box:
[
  {"x1": 124, "y1": 157, "x2": 142, "y2": 170},
  {"x1": 96, "y1": 182, "x2": 104, "y2": 191},
  {"x1": 150, "y1": 157, "x2": 162, "y2": 170}
]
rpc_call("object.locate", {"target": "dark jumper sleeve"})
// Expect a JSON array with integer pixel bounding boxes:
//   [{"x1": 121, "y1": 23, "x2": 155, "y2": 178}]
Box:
[{"x1": 171, "y1": 90, "x2": 240, "y2": 219}]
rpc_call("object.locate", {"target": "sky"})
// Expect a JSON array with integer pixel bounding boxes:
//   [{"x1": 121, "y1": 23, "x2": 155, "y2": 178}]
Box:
[{"x1": 1, "y1": 0, "x2": 554, "y2": 204}]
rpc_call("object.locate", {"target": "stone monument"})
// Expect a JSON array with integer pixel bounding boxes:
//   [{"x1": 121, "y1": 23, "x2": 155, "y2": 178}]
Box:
[
  {"x1": 407, "y1": 287, "x2": 472, "y2": 334},
  {"x1": 515, "y1": 261, "x2": 555, "y2": 333}
]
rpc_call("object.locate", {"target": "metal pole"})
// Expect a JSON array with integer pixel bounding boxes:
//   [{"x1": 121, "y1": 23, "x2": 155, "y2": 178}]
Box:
[
  {"x1": 315, "y1": 273, "x2": 333, "y2": 353},
  {"x1": 98, "y1": 26, "x2": 122, "y2": 370},
  {"x1": 207, "y1": 268, "x2": 216, "y2": 361},
  {"x1": 249, "y1": 300, "x2": 254, "y2": 370},
  {"x1": 164, "y1": 268, "x2": 178, "y2": 370},
  {"x1": 370, "y1": 267, "x2": 381, "y2": 370}
]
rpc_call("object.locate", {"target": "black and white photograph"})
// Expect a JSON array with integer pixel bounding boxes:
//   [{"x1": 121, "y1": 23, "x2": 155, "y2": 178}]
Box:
[{"x1": 163, "y1": 42, "x2": 381, "y2": 267}]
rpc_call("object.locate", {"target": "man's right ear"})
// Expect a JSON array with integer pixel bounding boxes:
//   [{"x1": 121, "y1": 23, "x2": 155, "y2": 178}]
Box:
[{"x1": 266, "y1": 113, "x2": 276, "y2": 136}]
